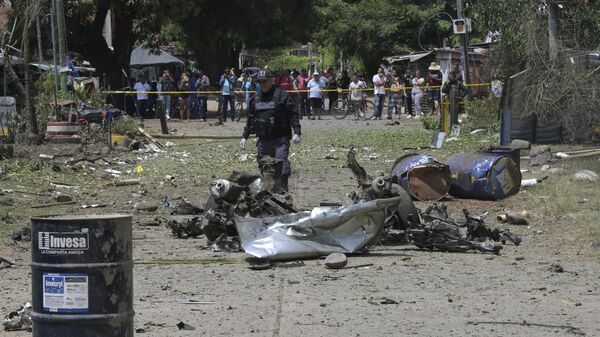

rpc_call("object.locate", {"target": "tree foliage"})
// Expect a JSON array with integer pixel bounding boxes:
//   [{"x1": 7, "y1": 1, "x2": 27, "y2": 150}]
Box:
[
  {"x1": 65, "y1": 0, "x2": 170, "y2": 89},
  {"x1": 166, "y1": 0, "x2": 314, "y2": 76},
  {"x1": 312, "y1": 0, "x2": 452, "y2": 73}
]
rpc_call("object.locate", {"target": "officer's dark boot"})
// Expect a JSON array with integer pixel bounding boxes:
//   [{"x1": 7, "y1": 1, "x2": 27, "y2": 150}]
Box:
[{"x1": 281, "y1": 174, "x2": 290, "y2": 192}]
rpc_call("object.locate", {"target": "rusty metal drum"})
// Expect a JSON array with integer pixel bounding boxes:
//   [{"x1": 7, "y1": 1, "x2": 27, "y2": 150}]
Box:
[{"x1": 391, "y1": 154, "x2": 451, "y2": 201}]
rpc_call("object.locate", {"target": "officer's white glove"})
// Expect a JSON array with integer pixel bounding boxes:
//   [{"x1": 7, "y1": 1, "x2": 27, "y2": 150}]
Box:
[
  {"x1": 292, "y1": 134, "x2": 301, "y2": 144},
  {"x1": 240, "y1": 138, "x2": 247, "y2": 149}
]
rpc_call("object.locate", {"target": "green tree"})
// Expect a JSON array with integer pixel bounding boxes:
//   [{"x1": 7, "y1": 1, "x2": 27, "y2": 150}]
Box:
[
  {"x1": 168, "y1": 0, "x2": 315, "y2": 78},
  {"x1": 65, "y1": 0, "x2": 170, "y2": 89},
  {"x1": 312, "y1": 0, "x2": 452, "y2": 73}
]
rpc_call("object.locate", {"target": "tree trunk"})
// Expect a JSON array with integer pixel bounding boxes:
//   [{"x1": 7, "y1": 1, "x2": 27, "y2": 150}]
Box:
[{"x1": 23, "y1": 17, "x2": 39, "y2": 142}]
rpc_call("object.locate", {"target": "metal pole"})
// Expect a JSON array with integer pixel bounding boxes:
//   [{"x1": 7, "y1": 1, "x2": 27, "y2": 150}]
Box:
[
  {"x1": 50, "y1": 1, "x2": 60, "y2": 93},
  {"x1": 456, "y1": 0, "x2": 472, "y2": 99},
  {"x1": 50, "y1": 1, "x2": 59, "y2": 115},
  {"x1": 55, "y1": 0, "x2": 68, "y2": 93}
]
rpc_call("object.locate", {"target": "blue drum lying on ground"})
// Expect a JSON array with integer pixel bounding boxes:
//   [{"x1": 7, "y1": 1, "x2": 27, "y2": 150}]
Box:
[
  {"x1": 391, "y1": 154, "x2": 451, "y2": 201},
  {"x1": 446, "y1": 151, "x2": 522, "y2": 200}
]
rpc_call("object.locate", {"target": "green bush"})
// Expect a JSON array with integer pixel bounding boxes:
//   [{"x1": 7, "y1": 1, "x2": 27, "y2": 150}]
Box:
[
  {"x1": 463, "y1": 98, "x2": 500, "y2": 132},
  {"x1": 421, "y1": 115, "x2": 440, "y2": 130},
  {"x1": 112, "y1": 117, "x2": 138, "y2": 136}
]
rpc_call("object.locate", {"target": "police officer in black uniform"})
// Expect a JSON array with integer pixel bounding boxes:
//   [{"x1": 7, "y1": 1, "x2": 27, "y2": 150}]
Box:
[{"x1": 240, "y1": 70, "x2": 301, "y2": 191}]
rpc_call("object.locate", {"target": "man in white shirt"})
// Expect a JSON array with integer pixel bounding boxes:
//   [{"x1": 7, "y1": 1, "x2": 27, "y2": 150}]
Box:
[
  {"x1": 134, "y1": 75, "x2": 151, "y2": 118},
  {"x1": 349, "y1": 75, "x2": 366, "y2": 101},
  {"x1": 371, "y1": 68, "x2": 386, "y2": 120},
  {"x1": 307, "y1": 72, "x2": 325, "y2": 120}
]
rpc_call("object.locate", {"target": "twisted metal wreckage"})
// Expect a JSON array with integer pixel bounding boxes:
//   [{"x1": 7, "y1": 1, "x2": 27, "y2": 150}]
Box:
[{"x1": 162, "y1": 149, "x2": 521, "y2": 260}]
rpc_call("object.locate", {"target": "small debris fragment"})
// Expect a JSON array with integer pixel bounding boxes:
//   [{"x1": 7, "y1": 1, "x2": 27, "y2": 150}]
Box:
[
  {"x1": 573, "y1": 170, "x2": 598, "y2": 182},
  {"x1": 176, "y1": 321, "x2": 195, "y2": 330},
  {"x1": 548, "y1": 168, "x2": 566, "y2": 175},
  {"x1": 529, "y1": 145, "x2": 551, "y2": 166},
  {"x1": 134, "y1": 201, "x2": 159, "y2": 212},
  {"x1": 325, "y1": 253, "x2": 348, "y2": 269},
  {"x1": 509, "y1": 139, "x2": 530, "y2": 150},
  {"x1": 51, "y1": 191, "x2": 73, "y2": 203},
  {"x1": 497, "y1": 211, "x2": 529, "y2": 225},
  {"x1": 2, "y1": 302, "x2": 32, "y2": 332},
  {"x1": 548, "y1": 264, "x2": 564, "y2": 273}
]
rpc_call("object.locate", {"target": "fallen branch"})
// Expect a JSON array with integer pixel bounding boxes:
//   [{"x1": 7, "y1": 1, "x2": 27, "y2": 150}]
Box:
[
  {"x1": 67, "y1": 156, "x2": 114, "y2": 166},
  {"x1": 138, "y1": 126, "x2": 165, "y2": 149},
  {"x1": 106, "y1": 179, "x2": 141, "y2": 187},
  {"x1": 31, "y1": 201, "x2": 76, "y2": 208}
]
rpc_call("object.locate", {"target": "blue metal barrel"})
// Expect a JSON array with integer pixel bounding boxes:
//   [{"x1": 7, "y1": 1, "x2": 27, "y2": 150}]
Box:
[
  {"x1": 30, "y1": 214, "x2": 134, "y2": 337},
  {"x1": 391, "y1": 154, "x2": 451, "y2": 201},
  {"x1": 446, "y1": 152, "x2": 521, "y2": 200}
]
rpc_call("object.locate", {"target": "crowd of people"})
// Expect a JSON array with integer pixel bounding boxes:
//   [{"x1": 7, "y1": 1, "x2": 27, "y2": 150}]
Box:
[{"x1": 129, "y1": 61, "x2": 465, "y2": 122}]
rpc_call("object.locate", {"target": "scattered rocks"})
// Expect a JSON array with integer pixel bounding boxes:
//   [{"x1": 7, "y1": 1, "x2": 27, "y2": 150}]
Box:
[
  {"x1": 509, "y1": 139, "x2": 530, "y2": 150},
  {"x1": 11, "y1": 226, "x2": 31, "y2": 242},
  {"x1": 573, "y1": 170, "x2": 598, "y2": 182},
  {"x1": 548, "y1": 264, "x2": 564, "y2": 273},
  {"x1": 134, "y1": 201, "x2": 159, "y2": 212},
  {"x1": 529, "y1": 145, "x2": 551, "y2": 166},
  {"x1": 100, "y1": 145, "x2": 112, "y2": 156},
  {"x1": 540, "y1": 164, "x2": 551, "y2": 171},
  {"x1": 325, "y1": 253, "x2": 348, "y2": 269},
  {"x1": 51, "y1": 191, "x2": 73, "y2": 203},
  {"x1": 548, "y1": 167, "x2": 566, "y2": 175}
]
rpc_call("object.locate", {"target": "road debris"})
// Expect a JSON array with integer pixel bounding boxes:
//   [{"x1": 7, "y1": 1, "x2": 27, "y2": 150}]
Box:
[
  {"x1": 134, "y1": 201, "x2": 159, "y2": 212},
  {"x1": 497, "y1": 211, "x2": 529, "y2": 225},
  {"x1": 109, "y1": 178, "x2": 141, "y2": 187},
  {"x1": 11, "y1": 226, "x2": 31, "y2": 241},
  {"x1": 529, "y1": 145, "x2": 552, "y2": 166},
  {"x1": 0, "y1": 256, "x2": 15, "y2": 269},
  {"x1": 176, "y1": 321, "x2": 195, "y2": 330},
  {"x1": 325, "y1": 253, "x2": 348, "y2": 269},
  {"x1": 2, "y1": 302, "x2": 32, "y2": 332},
  {"x1": 573, "y1": 170, "x2": 598, "y2": 182},
  {"x1": 163, "y1": 216, "x2": 203, "y2": 238}
]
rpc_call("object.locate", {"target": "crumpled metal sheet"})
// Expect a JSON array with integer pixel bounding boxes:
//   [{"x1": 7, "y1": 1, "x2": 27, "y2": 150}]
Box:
[{"x1": 234, "y1": 197, "x2": 401, "y2": 260}]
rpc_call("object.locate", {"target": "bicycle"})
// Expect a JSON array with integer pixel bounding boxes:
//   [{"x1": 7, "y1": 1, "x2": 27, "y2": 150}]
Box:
[{"x1": 330, "y1": 97, "x2": 376, "y2": 120}]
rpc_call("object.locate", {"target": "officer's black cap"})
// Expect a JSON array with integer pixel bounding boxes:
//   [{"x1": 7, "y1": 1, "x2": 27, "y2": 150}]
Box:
[{"x1": 256, "y1": 70, "x2": 273, "y2": 81}]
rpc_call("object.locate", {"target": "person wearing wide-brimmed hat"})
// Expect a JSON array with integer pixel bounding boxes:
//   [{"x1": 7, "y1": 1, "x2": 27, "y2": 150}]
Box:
[{"x1": 427, "y1": 62, "x2": 443, "y2": 115}]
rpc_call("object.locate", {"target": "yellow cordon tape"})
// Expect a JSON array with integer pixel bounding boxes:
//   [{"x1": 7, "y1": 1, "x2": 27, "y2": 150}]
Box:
[{"x1": 103, "y1": 82, "x2": 493, "y2": 95}]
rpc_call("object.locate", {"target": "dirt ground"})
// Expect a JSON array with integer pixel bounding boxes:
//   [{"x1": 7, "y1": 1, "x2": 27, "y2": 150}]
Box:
[{"x1": 1, "y1": 115, "x2": 599, "y2": 336}]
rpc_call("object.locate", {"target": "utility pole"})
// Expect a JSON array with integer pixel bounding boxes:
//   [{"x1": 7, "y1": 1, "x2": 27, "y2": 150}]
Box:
[
  {"x1": 548, "y1": 1, "x2": 558, "y2": 62},
  {"x1": 456, "y1": 0, "x2": 472, "y2": 99},
  {"x1": 55, "y1": 0, "x2": 67, "y2": 91}
]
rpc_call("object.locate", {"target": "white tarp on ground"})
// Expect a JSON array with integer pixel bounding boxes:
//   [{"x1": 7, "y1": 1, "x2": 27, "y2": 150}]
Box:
[{"x1": 129, "y1": 44, "x2": 184, "y2": 67}]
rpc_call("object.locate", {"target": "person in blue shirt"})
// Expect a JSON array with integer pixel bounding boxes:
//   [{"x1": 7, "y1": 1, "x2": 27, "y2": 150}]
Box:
[{"x1": 219, "y1": 67, "x2": 237, "y2": 122}]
